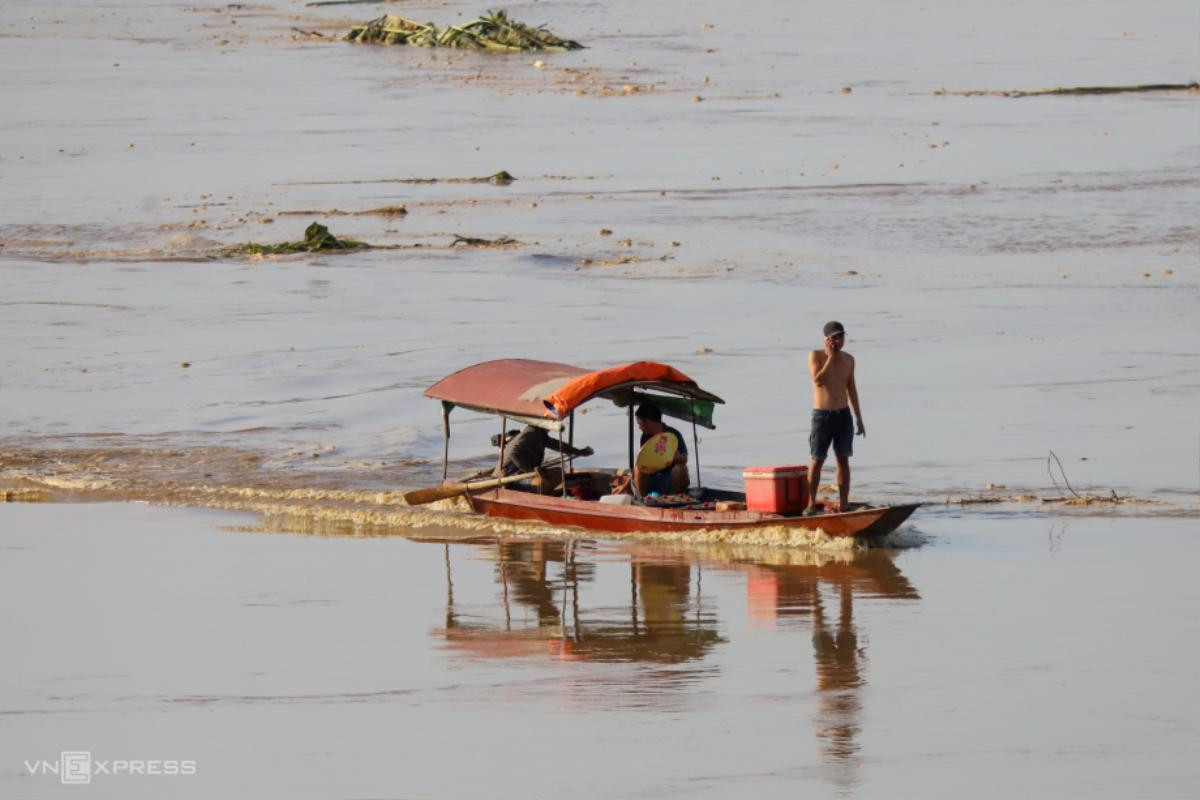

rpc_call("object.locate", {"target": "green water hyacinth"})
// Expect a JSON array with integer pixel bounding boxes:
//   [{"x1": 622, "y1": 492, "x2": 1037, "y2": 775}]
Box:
[
  {"x1": 345, "y1": 9, "x2": 583, "y2": 51},
  {"x1": 229, "y1": 222, "x2": 370, "y2": 256}
]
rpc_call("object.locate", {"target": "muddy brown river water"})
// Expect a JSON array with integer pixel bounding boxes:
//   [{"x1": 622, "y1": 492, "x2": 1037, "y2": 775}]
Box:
[{"x1": 2, "y1": 503, "x2": 1198, "y2": 798}]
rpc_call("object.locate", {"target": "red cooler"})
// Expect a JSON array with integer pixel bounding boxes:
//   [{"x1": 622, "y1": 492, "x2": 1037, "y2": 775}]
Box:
[{"x1": 742, "y1": 465, "x2": 809, "y2": 513}]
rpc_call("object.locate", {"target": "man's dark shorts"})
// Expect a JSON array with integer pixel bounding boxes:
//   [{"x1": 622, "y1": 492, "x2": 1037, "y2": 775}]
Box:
[{"x1": 809, "y1": 407, "x2": 854, "y2": 460}]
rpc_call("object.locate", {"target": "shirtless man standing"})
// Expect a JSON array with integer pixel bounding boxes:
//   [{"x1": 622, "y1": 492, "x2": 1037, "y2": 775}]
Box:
[{"x1": 805, "y1": 321, "x2": 866, "y2": 515}]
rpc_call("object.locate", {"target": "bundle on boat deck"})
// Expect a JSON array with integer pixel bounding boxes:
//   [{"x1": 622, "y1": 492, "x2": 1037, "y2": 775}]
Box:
[{"x1": 345, "y1": 10, "x2": 583, "y2": 51}]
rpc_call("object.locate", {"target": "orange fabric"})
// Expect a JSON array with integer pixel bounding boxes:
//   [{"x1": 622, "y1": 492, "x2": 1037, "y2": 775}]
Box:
[{"x1": 544, "y1": 361, "x2": 697, "y2": 418}]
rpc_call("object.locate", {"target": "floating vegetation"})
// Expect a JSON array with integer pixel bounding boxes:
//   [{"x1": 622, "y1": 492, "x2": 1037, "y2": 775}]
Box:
[
  {"x1": 1042, "y1": 494, "x2": 1163, "y2": 507},
  {"x1": 422, "y1": 170, "x2": 514, "y2": 186},
  {"x1": 345, "y1": 10, "x2": 583, "y2": 51},
  {"x1": 278, "y1": 205, "x2": 407, "y2": 217},
  {"x1": 226, "y1": 222, "x2": 370, "y2": 256},
  {"x1": 281, "y1": 171, "x2": 515, "y2": 186},
  {"x1": 938, "y1": 82, "x2": 1199, "y2": 98},
  {"x1": 450, "y1": 234, "x2": 521, "y2": 248},
  {"x1": 308, "y1": 0, "x2": 387, "y2": 7}
]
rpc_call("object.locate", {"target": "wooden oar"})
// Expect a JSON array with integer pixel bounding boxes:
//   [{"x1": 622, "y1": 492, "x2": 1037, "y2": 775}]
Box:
[{"x1": 404, "y1": 456, "x2": 567, "y2": 506}]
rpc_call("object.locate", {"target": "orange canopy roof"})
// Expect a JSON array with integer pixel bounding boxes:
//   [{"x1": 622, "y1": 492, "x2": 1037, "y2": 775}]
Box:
[
  {"x1": 543, "y1": 361, "x2": 710, "y2": 418},
  {"x1": 424, "y1": 359, "x2": 723, "y2": 423}
]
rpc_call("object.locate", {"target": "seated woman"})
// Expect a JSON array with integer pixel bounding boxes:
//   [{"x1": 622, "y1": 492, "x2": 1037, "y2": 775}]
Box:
[{"x1": 632, "y1": 402, "x2": 689, "y2": 496}]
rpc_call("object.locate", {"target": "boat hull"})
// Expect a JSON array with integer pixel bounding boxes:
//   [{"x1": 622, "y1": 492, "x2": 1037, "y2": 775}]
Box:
[{"x1": 466, "y1": 488, "x2": 918, "y2": 537}]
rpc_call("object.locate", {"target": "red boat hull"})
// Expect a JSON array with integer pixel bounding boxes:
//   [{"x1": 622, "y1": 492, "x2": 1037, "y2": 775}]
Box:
[{"x1": 466, "y1": 488, "x2": 918, "y2": 537}]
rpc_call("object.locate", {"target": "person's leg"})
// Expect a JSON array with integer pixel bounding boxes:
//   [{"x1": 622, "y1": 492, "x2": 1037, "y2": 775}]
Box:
[
  {"x1": 831, "y1": 408, "x2": 854, "y2": 509},
  {"x1": 670, "y1": 463, "x2": 690, "y2": 493},
  {"x1": 639, "y1": 469, "x2": 671, "y2": 496},
  {"x1": 806, "y1": 457, "x2": 825, "y2": 513},
  {"x1": 533, "y1": 466, "x2": 564, "y2": 495},
  {"x1": 835, "y1": 454, "x2": 850, "y2": 510},
  {"x1": 633, "y1": 466, "x2": 647, "y2": 496}
]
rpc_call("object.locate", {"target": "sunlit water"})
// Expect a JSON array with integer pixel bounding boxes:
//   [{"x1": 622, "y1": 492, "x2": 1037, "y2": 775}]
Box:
[
  {"x1": 1, "y1": 2, "x2": 1198, "y2": 793},
  {"x1": 1, "y1": 0, "x2": 1197, "y2": 507},
  {"x1": 2, "y1": 503, "x2": 1197, "y2": 798}
]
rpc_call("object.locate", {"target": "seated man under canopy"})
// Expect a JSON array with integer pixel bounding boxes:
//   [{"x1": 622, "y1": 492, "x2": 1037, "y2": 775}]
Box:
[
  {"x1": 493, "y1": 425, "x2": 593, "y2": 493},
  {"x1": 633, "y1": 402, "x2": 689, "y2": 496}
]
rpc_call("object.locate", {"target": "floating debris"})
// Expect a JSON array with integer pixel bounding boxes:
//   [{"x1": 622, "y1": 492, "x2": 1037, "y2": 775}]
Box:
[
  {"x1": 945, "y1": 496, "x2": 1004, "y2": 506},
  {"x1": 941, "y1": 492, "x2": 1165, "y2": 507},
  {"x1": 345, "y1": 10, "x2": 583, "y2": 51},
  {"x1": 278, "y1": 204, "x2": 407, "y2": 217},
  {"x1": 1041, "y1": 493, "x2": 1163, "y2": 507},
  {"x1": 281, "y1": 171, "x2": 515, "y2": 186},
  {"x1": 386, "y1": 171, "x2": 513, "y2": 186},
  {"x1": 938, "y1": 82, "x2": 1199, "y2": 98},
  {"x1": 226, "y1": 222, "x2": 370, "y2": 256},
  {"x1": 450, "y1": 234, "x2": 521, "y2": 248},
  {"x1": 308, "y1": 0, "x2": 386, "y2": 7}
]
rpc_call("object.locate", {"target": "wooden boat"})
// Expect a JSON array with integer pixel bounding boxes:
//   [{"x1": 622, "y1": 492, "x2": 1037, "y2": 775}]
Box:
[{"x1": 424, "y1": 359, "x2": 919, "y2": 538}]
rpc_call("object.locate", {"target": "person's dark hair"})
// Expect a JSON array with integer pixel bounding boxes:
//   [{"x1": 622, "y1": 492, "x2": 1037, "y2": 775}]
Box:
[
  {"x1": 490, "y1": 429, "x2": 521, "y2": 448},
  {"x1": 635, "y1": 402, "x2": 662, "y2": 422},
  {"x1": 823, "y1": 320, "x2": 845, "y2": 337}
]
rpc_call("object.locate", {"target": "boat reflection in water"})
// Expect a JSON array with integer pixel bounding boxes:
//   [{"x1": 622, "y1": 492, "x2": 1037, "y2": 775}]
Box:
[
  {"x1": 430, "y1": 539, "x2": 723, "y2": 665},
  {"x1": 424, "y1": 535, "x2": 919, "y2": 782}
]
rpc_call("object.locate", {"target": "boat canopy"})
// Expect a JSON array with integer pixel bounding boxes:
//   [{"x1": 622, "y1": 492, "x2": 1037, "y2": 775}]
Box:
[{"x1": 425, "y1": 358, "x2": 724, "y2": 430}]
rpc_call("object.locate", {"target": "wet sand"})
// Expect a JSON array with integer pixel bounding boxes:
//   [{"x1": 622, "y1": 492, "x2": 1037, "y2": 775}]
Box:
[{"x1": 3, "y1": 502, "x2": 1198, "y2": 798}]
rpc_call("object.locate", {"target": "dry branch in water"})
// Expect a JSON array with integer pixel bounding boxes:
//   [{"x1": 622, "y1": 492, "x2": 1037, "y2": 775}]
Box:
[
  {"x1": 1046, "y1": 449, "x2": 1080, "y2": 498},
  {"x1": 1038, "y1": 450, "x2": 1162, "y2": 505}
]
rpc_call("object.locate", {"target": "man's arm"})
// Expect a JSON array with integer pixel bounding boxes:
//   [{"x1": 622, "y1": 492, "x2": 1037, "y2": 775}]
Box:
[
  {"x1": 846, "y1": 358, "x2": 866, "y2": 437},
  {"x1": 544, "y1": 437, "x2": 593, "y2": 458},
  {"x1": 809, "y1": 347, "x2": 837, "y2": 386}
]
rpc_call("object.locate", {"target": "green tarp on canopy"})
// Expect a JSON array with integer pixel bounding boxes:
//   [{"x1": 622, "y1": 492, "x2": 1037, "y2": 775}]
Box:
[{"x1": 614, "y1": 391, "x2": 716, "y2": 430}]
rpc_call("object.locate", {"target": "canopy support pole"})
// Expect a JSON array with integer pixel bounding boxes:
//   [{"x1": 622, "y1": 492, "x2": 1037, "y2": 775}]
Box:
[
  {"x1": 558, "y1": 427, "x2": 568, "y2": 499},
  {"x1": 440, "y1": 402, "x2": 453, "y2": 481},
  {"x1": 627, "y1": 404, "x2": 635, "y2": 474},
  {"x1": 497, "y1": 416, "x2": 508, "y2": 476},
  {"x1": 567, "y1": 411, "x2": 575, "y2": 476},
  {"x1": 691, "y1": 400, "x2": 702, "y2": 490}
]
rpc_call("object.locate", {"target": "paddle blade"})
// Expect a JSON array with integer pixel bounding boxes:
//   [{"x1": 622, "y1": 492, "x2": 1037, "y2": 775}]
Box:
[{"x1": 404, "y1": 483, "x2": 467, "y2": 506}]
